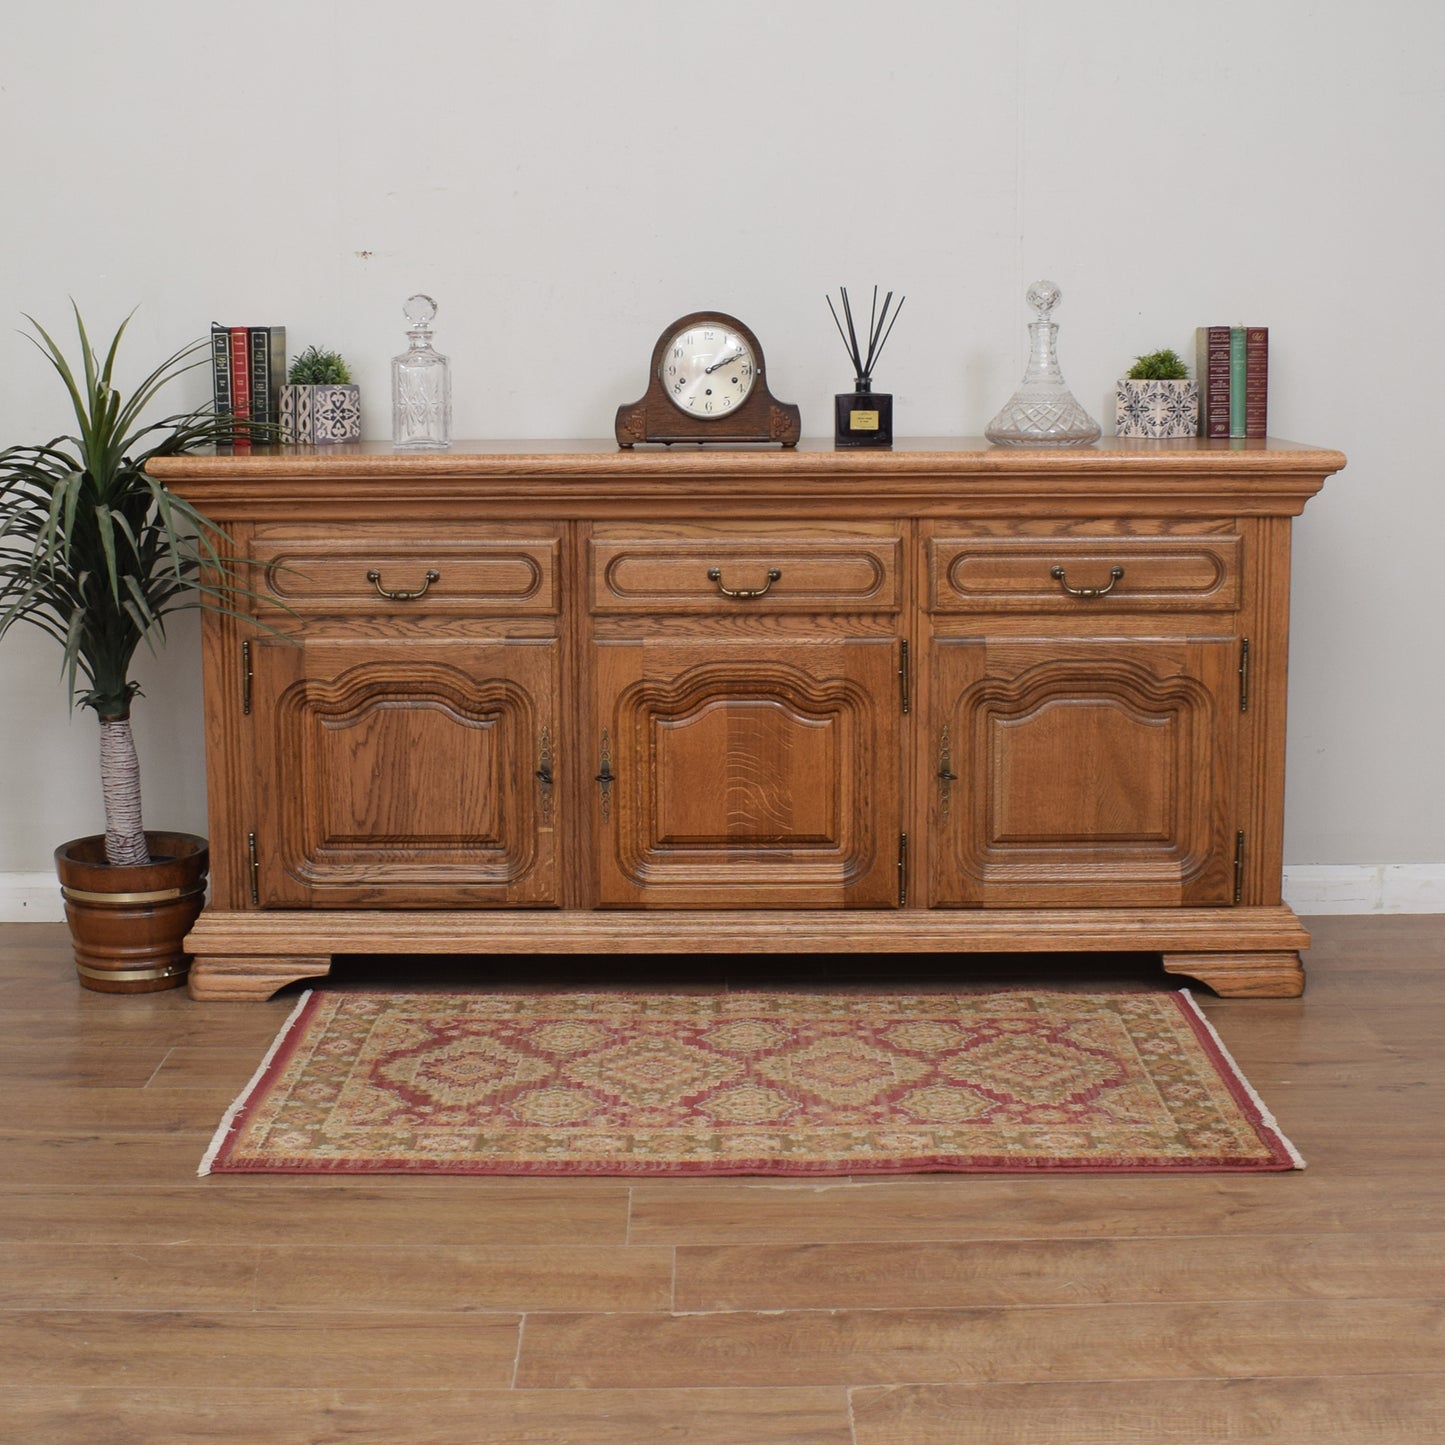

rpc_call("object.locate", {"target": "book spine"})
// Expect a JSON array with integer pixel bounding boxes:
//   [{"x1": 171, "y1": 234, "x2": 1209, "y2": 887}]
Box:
[
  {"x1": 229, "y1": 327, "x2": 252, "y2": 447},
  {"x1": 250, "y1": 327, "x2": 270, "y2": 432},
  {"x1": 267, "y1": 325, "x2": 287, "y2": 432},
  {"x1": 1229, "y1": 325, "x2": 1247, "y2": 438},
  {"x1": 1196, "y1": 325, "x2": 1231, "y2": 438},
  {"x1": 210, "y1": 323, "x2": 231, "y2": 420},
  {"x1": 1245, "y1": 326, "x2": 1268, "y2": 438}
]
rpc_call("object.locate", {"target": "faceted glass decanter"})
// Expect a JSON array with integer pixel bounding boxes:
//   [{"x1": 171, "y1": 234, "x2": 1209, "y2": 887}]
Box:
[
  {"x1": 391, "y1": 294, "x2": 452, "y2": 450},
  {"x1": 985, "y1": 280, "x2": 1101, "y2": 446}
]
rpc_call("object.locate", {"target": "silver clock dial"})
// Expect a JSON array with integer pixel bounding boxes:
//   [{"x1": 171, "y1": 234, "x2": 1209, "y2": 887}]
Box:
[{"x1": 659, "y1": 321, "x2": 757, "y2": 417}]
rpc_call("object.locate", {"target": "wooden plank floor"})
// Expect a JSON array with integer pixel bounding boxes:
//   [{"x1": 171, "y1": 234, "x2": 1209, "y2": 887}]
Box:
[{"x1": 1, "y1": 918, "x2": 1442, "y2": 1443}]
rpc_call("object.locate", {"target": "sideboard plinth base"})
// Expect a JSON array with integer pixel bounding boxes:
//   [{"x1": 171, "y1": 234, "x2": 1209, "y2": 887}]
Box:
[
  {"x1": 188, "y1": 952, "x2": 334, "y2": 1001},
  {"x1": 1161, "y1": 949, "x2": 1306, "y2": 998},
  {"x1": 184, "y1": 906, "x2": 1311, "y2": 1001}
]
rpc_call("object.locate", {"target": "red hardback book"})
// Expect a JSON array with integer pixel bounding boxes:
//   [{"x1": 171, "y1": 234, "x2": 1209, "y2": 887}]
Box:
[
  {"x1": 1195, "y1": 326, "x2": 1231, "y2": 438},
  {"x1": 1245, "y1": 326, "x2": 1269, "y2": 437},
  {"x1": 229, "y1": 327, "x2": 252, "y2": 447}
]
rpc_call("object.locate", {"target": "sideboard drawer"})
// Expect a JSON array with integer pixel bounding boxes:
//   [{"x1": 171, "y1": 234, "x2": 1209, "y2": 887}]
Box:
[
  {"x1": 251, "y1": 526, "x2": 560, "y2": 616},
  {"x1": 590, "y1": 528, "x2": 902, "y2": 614},
  {"x1": 929, "y1": 530, "x2": 1242, "y2": 614}
]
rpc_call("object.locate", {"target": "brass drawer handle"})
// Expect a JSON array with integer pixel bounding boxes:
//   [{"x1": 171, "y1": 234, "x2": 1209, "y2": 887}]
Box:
[
  {"x1": 708, "y1": 566, "x2": 781, "y2": 599},
  {"x1": 367, "y1": 568, "x2": 440, "y2": 601},
  {"x1": 1050, "y1": 564, "x2": 1123, "y2": 599}
]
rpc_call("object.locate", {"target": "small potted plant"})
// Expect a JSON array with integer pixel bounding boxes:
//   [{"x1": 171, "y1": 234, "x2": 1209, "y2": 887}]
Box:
[
  {"x1": 1115, "y1": 347, "x2": 1199, "y2": 438},
  {"x1": 0, "y1": 306, "x2": 267, "y2": 991},
  {"x1": 280, "y1": 345, "x2": 360, "y2": 444}
]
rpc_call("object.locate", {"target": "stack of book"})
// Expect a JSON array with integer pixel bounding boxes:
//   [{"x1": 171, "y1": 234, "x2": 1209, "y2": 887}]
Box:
[
  {"x1": 1196, "y1": 325, "x2": 1267, "y2": 438},
  {"x1": 211, "y1": 324, "x2": 286, "y2": 443}
]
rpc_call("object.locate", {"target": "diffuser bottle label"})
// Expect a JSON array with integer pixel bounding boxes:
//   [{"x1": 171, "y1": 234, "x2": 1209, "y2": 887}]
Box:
[{"x1": 850, "y1": 409, "x2": 881, "y2": 430}]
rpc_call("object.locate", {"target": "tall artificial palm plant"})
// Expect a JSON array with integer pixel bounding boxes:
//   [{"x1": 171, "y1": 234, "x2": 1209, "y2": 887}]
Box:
[{"x1": 0, "y1": 306, "x2": 254, "y2": 867}]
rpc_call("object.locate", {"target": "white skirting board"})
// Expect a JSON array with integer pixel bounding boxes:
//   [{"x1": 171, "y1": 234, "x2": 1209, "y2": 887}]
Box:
[
  {"x1": 1, "y1": 873, "x2": 67, "y2": 922},
  {"x1": 5, "y1": 866, "x2": 1445, "y2": 924},
  {"x1": 1278, "y1": 865, "x2": 1445, "y2": 915}
]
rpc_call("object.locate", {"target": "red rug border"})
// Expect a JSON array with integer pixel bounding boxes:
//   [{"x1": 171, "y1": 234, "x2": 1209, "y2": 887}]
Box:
[
  {"x1": 201, "y1": 987, "x2": 1304, "y2": 1177},
  {"x1": 1168, "y1": 989, "x2": 1304, "y2": 1170}
]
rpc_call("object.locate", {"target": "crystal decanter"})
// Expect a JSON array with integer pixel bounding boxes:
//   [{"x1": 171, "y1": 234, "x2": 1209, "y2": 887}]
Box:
[
  {"x1": 391, "y1": 294, "x2": 452, "y2": 450},
  {"x1": 985, "y1": 280, "x2": 1100, "y2": 446}
]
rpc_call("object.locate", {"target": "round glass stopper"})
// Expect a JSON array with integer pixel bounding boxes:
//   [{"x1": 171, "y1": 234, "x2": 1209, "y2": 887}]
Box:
[
  {"x1": 1026, "y1": 279, "x2": 1061, "y2": 320},
  {"x1": 403, "y1": 294, "x2": 438, "y2": 327}
]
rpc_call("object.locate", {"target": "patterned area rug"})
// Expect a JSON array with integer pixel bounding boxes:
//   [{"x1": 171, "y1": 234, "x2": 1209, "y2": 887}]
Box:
[{"x1": 201, "y1": 990, "x2": 1302, "y2": 1176}]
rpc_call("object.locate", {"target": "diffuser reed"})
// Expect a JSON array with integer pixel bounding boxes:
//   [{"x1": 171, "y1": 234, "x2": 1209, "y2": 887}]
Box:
[{"x1": 828, "y1": 285, "x2": 904, "y2": 448}]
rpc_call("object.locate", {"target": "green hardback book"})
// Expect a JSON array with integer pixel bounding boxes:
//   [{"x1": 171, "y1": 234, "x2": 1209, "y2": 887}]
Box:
[{"x1": 1229, "y1": 326, "x2": 1247, "y2": 438}]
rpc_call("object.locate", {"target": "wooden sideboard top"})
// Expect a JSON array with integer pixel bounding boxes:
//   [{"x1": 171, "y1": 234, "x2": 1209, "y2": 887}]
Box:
[{"x1": 152, "y1": 437, "x2": 1346, "y2": 522}]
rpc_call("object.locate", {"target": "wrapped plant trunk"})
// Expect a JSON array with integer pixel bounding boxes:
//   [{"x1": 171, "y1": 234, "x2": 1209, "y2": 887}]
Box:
[{"x1": 99, "y1": 714, "x2": 148, "y2": 866}]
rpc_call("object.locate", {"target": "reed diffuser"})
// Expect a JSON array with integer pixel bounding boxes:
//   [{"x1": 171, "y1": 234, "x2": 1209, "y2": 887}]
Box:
[{"x1": 827, "y1": 285, "x2": 905, "y2": 448}]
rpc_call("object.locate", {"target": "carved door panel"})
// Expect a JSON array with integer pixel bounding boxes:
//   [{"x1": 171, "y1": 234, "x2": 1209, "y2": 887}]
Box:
[
  {"x1": 594, "y1": 638, "x2": 902, "y2": 907},
  {"x1": 931, "y1": 637, "x2": 1240, "y2": 907},
  {"x1": 249, "y1": 637, "x2": 559, "y2": 907}
]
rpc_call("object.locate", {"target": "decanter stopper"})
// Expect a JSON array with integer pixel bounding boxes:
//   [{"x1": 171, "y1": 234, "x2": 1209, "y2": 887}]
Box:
[
  {"x1": 392, "y1": 293, "x2": 452, "y2": 450},
  {"x1": 1027, "y1": 279, "x2": 1061, "y2": 320},
  {"x1": 984, "y1": 280, "x2": 1101, "y2": 447}
]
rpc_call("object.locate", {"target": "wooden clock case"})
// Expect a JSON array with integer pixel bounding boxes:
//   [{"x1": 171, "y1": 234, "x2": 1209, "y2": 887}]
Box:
[{"x1": 614, "y1": 312, "x2": 801, "y2": 448}]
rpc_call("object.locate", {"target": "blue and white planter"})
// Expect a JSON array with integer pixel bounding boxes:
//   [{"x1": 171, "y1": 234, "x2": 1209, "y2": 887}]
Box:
[
  {"x1": 1114, "y1": 378, "x2": 1199, "y2": 439},
  {"x1": 280, "y1": 383, "x2": 361, "y2": 445}
]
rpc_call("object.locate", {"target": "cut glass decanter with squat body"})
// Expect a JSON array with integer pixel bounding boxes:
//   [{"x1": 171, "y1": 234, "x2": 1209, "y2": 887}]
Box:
[{"x1": 985, "y1": 280, "x2": 1101, "y2": 446}]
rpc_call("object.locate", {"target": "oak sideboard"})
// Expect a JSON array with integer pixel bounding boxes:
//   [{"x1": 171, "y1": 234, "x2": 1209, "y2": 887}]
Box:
[{"x1": 152, "y1": 437, "x2": 1344, "y2": 1001}]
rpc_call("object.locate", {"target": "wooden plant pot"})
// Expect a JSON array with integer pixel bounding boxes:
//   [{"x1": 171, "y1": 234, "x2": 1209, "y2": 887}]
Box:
[{"x1": 54, "y1": 831, "x2": 209, "y2": 993}]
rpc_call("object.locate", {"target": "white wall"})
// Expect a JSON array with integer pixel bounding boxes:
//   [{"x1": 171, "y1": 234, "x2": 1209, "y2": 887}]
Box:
[{"x1": 2, "y1": 1, "x2": 1442, "y2": 905}]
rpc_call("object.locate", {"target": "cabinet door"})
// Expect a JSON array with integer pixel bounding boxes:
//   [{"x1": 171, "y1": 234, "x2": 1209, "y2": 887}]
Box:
[
  {"x1": 249, "y1": 637, "x2": 559, "y2": 907},
  {"x1": 931, "y1": 637, "x2": 1240, "y2": 907},
  {"x1": 595, "y1": 638, "x2": 902, "y2": 907}
]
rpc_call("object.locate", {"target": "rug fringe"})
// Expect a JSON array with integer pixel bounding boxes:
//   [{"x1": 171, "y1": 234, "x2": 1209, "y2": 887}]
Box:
[
  {"x1": 198, "y1": 990, "x2": 313, "y2": 1177},
  {"x1": 1177, "y1": 989, "x2": 1306, "y2": 1169}
]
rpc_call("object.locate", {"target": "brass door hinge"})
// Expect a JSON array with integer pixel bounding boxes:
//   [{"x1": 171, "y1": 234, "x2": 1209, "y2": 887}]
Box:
[
  {"x1": 536, "y1": 726, "x2": 554, "y2": 825},
  {"x1": 595, "y1": 729, "x2": 614, "y2": 822},
  {"x1": 898, "y1": 832, "x2": 909, "y2": 906},
  {"x1": 247, "y1": 831, "x2": 260, "y2": 906},
  {"x1": 899, "y1": 640, "x2": 911, "y2": 714},
  {"x1": 1239, "y1": 638, "x2": 1251, "y2": 713},
  {"x1": 1233, "y1": 829, "x2": 1246, "y2": 905},
  {"x1": 937, "y1": 724, "x2": 957, "y2": 818},
  {"x1": 241, "y1": 640, "x2": 253, "y2": 716}
]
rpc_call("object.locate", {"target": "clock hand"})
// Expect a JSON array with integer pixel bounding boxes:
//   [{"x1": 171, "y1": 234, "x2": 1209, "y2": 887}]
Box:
[{"x1": 704, "y1": 350, "x2": 746, "y2": 374}]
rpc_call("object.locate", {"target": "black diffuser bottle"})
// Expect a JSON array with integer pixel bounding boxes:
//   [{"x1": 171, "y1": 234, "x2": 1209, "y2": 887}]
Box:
[
  {"x1": 829, "y1": 286, "x2": 904, "y2": 449},
  {"x1": 834, "y1": 377, "x2": 893, "y2": 448}
]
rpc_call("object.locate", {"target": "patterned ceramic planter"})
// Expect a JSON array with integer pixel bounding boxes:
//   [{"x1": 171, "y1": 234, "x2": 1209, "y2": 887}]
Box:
[
  {"x1": 1115, "y1": 378, "x2": 1200, "y2": 439},
  {"x1": 280, "y1": 383, "x2": 361, "y2": 445}
]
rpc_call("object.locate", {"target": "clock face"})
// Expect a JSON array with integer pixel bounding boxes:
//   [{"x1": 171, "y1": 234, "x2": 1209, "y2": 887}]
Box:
[{"x1": 658, "y1": 319, "x2": 758, "y2": 417}]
